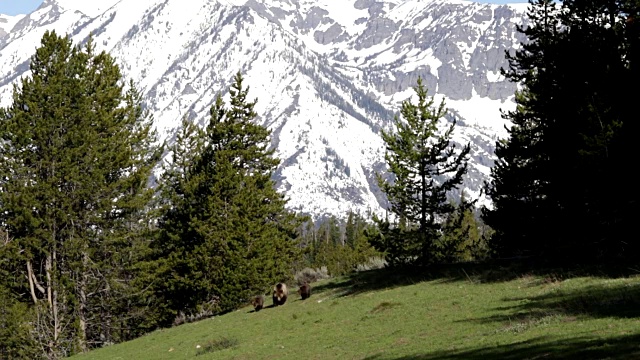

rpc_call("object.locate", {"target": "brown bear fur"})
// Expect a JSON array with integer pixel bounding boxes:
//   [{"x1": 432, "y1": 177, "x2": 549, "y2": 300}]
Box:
[
  {"x1": 252, "y1": 295, "x2": 264, "y2": 312},
  {"x1": 272, "y1": 283, "x2": 288, "y2": 306},
  {"x1": 298, "y1": 283, "x2": 311, "y2": 300}
]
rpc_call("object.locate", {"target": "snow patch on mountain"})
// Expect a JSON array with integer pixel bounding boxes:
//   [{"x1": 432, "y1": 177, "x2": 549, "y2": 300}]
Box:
[{"x1": 0, "y1": 14, "x2": 25, "y2": 35}]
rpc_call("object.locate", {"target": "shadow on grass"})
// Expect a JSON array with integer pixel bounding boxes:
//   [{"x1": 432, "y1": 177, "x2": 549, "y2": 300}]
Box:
[
  {"x1": 313, "y1": 259, "x2": 640, "y2": 310},
  {"x1": 461, "y1": 281, "x2": 640, "y2": 326},
  {"x1": 311, "y1": 264, "x2": 455, "y2": 297},
  {"x1": 362, "y1": 333, "x2": 640, "y2": 360}
]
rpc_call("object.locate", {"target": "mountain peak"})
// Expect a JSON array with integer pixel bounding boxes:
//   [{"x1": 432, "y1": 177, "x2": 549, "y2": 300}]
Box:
[{"x1": 44, "y1": 0, "x2": 122, "y2": 17}]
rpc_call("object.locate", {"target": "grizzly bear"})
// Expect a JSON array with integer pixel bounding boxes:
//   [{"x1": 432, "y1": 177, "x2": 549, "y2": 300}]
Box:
[
  {"x1": 272, "y1": 283, "x2": 288, "y2": 306},
  {"x1": 252, "y1": 295, "x2": 265, "y2": 312},
  {"x1": 298, "y1": 283, "x2": 311, "y2": 300}
]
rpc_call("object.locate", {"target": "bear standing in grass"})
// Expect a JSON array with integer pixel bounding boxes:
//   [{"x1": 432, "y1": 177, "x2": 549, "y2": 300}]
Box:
[
  {"x1": 298, "y1": 283, "x2": 311, "y2": 300},
  {"x1": 252, "y1": 295, "x2": 265, "y2": 312},
  {"x1": 272, "y1": 283, "x2": 288, "y2": 306}
]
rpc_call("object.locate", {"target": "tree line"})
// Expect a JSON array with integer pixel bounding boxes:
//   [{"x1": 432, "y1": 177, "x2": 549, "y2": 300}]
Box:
[{"x1": 1, "y1": 0, "x2": 637, "y2": 356}]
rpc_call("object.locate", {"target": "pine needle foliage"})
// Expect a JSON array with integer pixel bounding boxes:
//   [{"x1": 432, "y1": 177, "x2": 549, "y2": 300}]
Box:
[
  {"x1": 0, "y1": 30, "x2": 162, "y2": 357},
  {"x1": 373, "y1": 77, "x2": 470, "y2": 266}
]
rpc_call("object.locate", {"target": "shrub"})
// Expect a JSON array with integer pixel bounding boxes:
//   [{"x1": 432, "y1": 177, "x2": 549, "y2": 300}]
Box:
[
  {"x1": 0, "y1": 289, "x2": 39, "y2": 359},
  {"x1": 294, "y1": 267, "x2": 330, "y2": 285},
  {"x1": 196, "y1": 337, "x2": 239, "y2": 355},
  {"x1": 355, "y1": 257, "x2": 388, "y2": 272}
]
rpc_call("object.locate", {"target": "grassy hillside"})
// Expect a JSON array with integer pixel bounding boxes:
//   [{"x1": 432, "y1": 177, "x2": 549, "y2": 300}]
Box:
[{"x1": 70, "y1": 264, "x2": 640, "y2": 359}]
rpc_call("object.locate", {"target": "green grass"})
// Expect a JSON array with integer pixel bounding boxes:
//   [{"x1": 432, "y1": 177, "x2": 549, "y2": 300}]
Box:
[{"x1": 70, "y1": 264, "x2": 640, "y2": 359}]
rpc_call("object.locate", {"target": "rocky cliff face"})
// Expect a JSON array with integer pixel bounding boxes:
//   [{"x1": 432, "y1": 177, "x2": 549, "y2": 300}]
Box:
[{"x1": 0, "y1": 0, "x2": 529, "y2": 219}]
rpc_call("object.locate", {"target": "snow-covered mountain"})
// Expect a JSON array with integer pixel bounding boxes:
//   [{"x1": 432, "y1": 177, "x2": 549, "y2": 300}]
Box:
[{"x1": 0, "y1": 0, "x2": 529, "y2": 220}]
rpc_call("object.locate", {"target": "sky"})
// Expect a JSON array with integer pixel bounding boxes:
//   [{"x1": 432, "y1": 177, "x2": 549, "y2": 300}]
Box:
[
  {"x1": 0, "y1": 0, "x2": 529, "y2": 16},
  {"x1": 0, "y1": 0, "x2": 43, "y2": 15}
]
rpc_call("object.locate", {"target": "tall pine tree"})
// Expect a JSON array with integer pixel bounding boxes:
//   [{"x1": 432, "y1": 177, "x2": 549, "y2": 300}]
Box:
[
  {"x1": 0, "y1": 31, "x2": 161, "y2": 357},
  {"x1": 484, "y1": 0, "x2": 638, "y2": 261},
  {"x1": 153, "y1": 72, "x2": 303, "y2": 322},
  {"x1": 374, "y1": 77, "x2": 470, "y2": 266},
  {"x1": 482, "y1": 0, "x2": 561, "y2": 258}
]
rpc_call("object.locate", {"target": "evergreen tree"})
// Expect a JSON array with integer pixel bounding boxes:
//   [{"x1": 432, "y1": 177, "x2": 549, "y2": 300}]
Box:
[
  {"x1": 317, "y1": 215, "x2": 342, "y2": 246},
  {"x1": 483, "y1": 0, "x2": 561, "y2": 259},
  {"x1": 483, "y1": 0, "x2": 637, "y2": 261},
  {"x1": 0, "y1": 31, "x2": 161, "y2": 357},
  {"x1": 375, "y1": 77, "x2": 470, "y2": 266},
  {"x1": 345, "y1": 211, "x2": 357, "y2": 249},
  {"x1": 313, "y1": 215, "x2": 350, "y2": 275},
  {"x1": 346, "y1": 211, "x2": 381, "y2": 268},
  {"x1": 154, "y1": 72, "x2": 303, "y2": 322},
  {"x1": 438, "y1": 192, "x2": 487, "y2": 262}
]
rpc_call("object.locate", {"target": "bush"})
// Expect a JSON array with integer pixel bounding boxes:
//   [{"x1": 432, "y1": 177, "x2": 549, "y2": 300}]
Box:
[
  {"x1": 356, "y1": 257, "x2": 388, "y2": 272},
  {"x1": 294, "y1": 267, "x2": 330, "y2": 285},
  {"x1": 196, "y1": 337, "x2": 239, "y2": 355},
  {"x1": 172, "y1": 296, "x2": 219, "y2": 326},
  {"x1": 0, "y1": 289, "x2": 39, "y2": 359}
]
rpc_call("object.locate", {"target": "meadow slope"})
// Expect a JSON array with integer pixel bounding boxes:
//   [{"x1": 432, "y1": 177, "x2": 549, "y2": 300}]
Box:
[{"x1": 70, "y1": 265, "x2": 640, "y2": 359}]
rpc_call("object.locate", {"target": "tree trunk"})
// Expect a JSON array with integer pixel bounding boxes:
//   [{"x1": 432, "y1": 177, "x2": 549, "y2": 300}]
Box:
[
  {"x1": 420, "y1": 159, "x2": 427, "y2": 233},
  {"x1": 46, "y1": 247, "x2": 61, "y2": 349},
  {"x1": 78, "y1": 249, "x2": 88, "y2": 352}
]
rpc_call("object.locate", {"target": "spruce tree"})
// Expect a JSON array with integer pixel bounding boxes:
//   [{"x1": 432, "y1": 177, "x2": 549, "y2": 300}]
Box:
[
  {"x1": 375, "y1": 77, "x2": 470, "y2": 266},
  {"x1": 154, "y1": 71, "x2": 302, "y2": 321},
  {"x1": 345, "y1": 211, "x2": 357, "y2": 249},
  {"x1": 483, "y1": 0, "x2": 636, "y2": 261},
  {"x1": 483, "y1": 0, "x2": 573, "y2": 259},
  {"x1": 0, "y1": 31, "x2": 161, "y2": 357},
  {"x1": 345, "y1": 211, "x2": 380, "y2": 268},
  {"x1": 438, "y1": 192, "x2": 486, "y2": 262}
]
